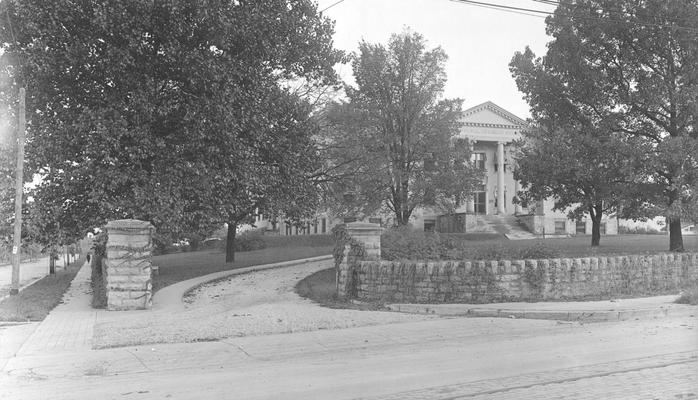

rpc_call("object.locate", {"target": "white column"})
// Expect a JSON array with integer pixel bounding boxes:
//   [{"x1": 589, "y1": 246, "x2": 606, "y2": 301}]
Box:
[
  {"x1": 466, "y1": 196, "x2": 474, "y2": 213},
  {"x1": 497, "y1": 142, "x2": 505, "y2": 215}
]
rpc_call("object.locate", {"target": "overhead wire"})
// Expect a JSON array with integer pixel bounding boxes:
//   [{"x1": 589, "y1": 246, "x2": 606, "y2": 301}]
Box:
[
  {"x1": 449, "y1": 0, "x2": 548, "y2": 18},
  {"x1": 448, "y1": 0, "x2": 698, "y2": 34},
  {"x1": 319, "y1": 0, "x2": 347, "y2": 13}
]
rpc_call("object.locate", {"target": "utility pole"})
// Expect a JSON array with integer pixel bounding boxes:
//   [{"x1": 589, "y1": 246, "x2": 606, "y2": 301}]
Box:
[{"x1": 10, "y1": 88, "x2": 26, "y2": 296}]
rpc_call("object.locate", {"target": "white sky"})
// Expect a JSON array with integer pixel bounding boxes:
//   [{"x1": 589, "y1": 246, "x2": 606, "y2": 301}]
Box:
[{"x1": 319, "y1": 0, "x2": 556, "y2": 119}]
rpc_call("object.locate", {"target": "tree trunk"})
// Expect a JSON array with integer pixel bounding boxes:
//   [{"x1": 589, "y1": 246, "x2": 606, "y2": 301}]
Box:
[
  {"x1": 590, "y1": 217, "x2": 601, "y2": 247},
  {"x1": 589, "y1": 203, "x2": 603, "y2": 247},
  {"x1": 226, "y1": 222, "x2": 237, "y2": 263},
  {"x1": 668, "y1": 216, "x2": 684, "y2": 252},
  {"x1": 49, "y1": 247, "x2": 56, "y2": 274}
]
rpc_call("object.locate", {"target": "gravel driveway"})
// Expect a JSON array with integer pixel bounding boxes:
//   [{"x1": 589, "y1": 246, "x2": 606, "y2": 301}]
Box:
[{"x1": 93, "y1": 260, "x2": 433, "y2": 348}]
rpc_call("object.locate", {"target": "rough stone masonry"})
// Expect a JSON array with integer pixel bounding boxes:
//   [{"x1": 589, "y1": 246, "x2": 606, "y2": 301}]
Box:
[
  {"x1": 103, "y1": 219, "x2": 155, "y2": 310},
  {"x1": 336, "y1": 223, "x2": 698, "y2": 303}
]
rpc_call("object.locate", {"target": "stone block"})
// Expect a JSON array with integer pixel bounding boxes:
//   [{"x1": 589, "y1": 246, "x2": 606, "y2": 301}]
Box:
[{"x1": 512, "y1": 260, "x2": 525, "y2": 274}]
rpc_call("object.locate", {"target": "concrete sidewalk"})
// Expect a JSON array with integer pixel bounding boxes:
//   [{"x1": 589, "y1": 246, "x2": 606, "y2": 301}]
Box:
[{"x1": 14, "y1": 259, "x2": 95, "y2": 357}]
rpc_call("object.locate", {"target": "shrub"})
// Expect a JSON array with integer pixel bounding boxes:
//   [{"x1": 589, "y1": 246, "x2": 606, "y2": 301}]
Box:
[
  {"x1": 676, "y1": 281, "x2": 698, "y2": 305},
  {"x1": 517, "y1": 242, "x2": 561, "y2": 260},
  {"x1": 381, "y1": 228, "x2": 561, "y2": 261},
  {"x1": 618, "y1": 226, "x2": 662, "y2": 235},
  {"x1": 381, "y1": 227, "x2": 445, "y2": 261},
  {"x1": 233, "y1": 229, "x2": 267, "y2": 252}
]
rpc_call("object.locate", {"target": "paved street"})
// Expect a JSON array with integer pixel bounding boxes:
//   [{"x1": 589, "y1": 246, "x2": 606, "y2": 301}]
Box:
[
  {"x1": 0, "y1": 259, "x2": 50, "y2": 300},
  {"x1": 1, "y1": 313, "x2": 696, "y2": 399}
]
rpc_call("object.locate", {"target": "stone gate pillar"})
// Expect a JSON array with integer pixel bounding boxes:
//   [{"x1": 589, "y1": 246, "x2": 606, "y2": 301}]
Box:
[
  {"x1": 104, "y1": 219, "x2": 155, "y2": 310},
  {"x1": 337, "y1": 222, "x2": 381, "y2": 298}
]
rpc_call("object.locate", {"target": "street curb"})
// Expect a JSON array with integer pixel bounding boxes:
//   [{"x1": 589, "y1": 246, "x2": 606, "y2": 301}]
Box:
[
  {"x1": 387, "y1": 303, "x2": 697, "y2": 323},
  {"x1": 152, "y1": 254, "x2": 333, "y2": 312},
  {"x1": 0, "y1": 274, "x2": 48, "y2": 303}
]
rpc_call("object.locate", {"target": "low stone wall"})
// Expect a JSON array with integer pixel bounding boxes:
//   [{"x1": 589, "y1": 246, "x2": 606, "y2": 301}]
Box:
[
  {"x1": 354, "y1": 253, "x2": 698, "y2": 303},
  {"x1": 102, "y1": 219, "x2": 155, "y2": 310}
]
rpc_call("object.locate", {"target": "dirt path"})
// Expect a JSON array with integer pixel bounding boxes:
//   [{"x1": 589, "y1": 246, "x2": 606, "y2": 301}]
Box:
[{"x1": 93, "y1": 260, "x2": 433, "y2": 348}]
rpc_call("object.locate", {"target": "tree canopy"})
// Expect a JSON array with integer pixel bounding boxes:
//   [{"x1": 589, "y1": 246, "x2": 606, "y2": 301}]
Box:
[
  {"x1": 510, "y1": 0, "x2": 698, "y2": 251},
  {"x1": 0, "y1": 0, "x2": 342, "y2": 261},
  {"x1": 513, "y1": 125, "x2": 646, "y2": 246},
  {"x1": 322, "y1": 31, "x2": 483, "y2": 226}
]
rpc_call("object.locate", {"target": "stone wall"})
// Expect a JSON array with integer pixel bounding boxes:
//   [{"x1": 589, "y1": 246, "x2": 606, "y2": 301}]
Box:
[
  {"x1": 102, "y1": 219, "x2": 155, "y2": 310},
  {"x1": 353, "y1": 253, "x2": 698, "y2": 303}
]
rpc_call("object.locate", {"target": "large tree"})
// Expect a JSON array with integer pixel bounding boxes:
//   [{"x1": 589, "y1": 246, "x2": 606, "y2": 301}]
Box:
[
  {"x1": 0, "y1": 0, "x2": 342, "y2": 262},
  {"x1": 514, "y1": 125, "x2": 644, "y2": 246},
  {"x1": 510, "y1": 0, "x2": 698, "y2": 251},
  {"x1": 322, "y1": 31, "x2": 483, "y2": 226}
]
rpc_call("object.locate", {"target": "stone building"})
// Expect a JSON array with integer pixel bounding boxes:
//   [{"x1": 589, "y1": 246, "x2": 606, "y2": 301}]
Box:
[{"x1": 408, "y1": 101, "x2": 618, "y2": 237}]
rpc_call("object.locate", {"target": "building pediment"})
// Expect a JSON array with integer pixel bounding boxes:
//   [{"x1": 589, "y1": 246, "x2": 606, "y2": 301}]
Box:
[{"x1": 461, "y1": 101, "x2": 527, "y2": 129}]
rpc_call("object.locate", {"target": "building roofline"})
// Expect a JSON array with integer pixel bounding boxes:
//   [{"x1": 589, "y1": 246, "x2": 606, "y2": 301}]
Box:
[{"x1": 462, "y1": 101, "x2": 528, "y2": 127}]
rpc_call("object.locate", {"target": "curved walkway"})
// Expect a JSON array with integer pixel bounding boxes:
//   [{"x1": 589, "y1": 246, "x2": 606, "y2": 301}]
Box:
[
  {"x1": 93, "y1": 257, "x2": 433, "y2": 348},
  {"x1": 152, "y1": 255, "x2": 333, "y2": 312}
]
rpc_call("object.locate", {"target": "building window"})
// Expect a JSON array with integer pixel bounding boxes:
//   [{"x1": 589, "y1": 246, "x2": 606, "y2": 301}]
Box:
[
  {"x1": 471, "y1": 152, "x2": 486, "y2": 170},
  {"x1": 285, "y1": 223, "x2": 292, "y2": 236},
  {"x1": 600, "y1": 222, "x2": 607, "y2": 235},
  {"x1": 576, "y1": 221, "x2": 586, "y2": 234},
  {"x1": 555, "y1": 221, "x2": 566, "y2": 234},
  {"x1": 424, "y1": 219, "x2": 436, "y2": 232},
  {"x1": 343, "y1": 217, "x2": 357, "y2": 223},
  {"x1": 321, "y1": 218, "x2": 327, "y2": 233},
  {"x1": 313, "y1": 220, "x2": 318, "y2": 234},
  {"x1": 368, "y1": 217, "x2": 382, "y2": 225}
]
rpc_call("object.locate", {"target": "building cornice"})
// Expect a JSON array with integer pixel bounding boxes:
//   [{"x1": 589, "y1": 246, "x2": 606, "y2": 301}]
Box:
[
  {"x1": 462, "y1": 101, "x2": 528, "y2": 127},
  {"x1": 462, "y1": 121, "x2": 523, "y2": 129}
]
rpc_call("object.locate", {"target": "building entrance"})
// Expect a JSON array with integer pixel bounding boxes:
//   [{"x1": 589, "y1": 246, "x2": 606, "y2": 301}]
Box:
[{"x1": 474, "y1": 191, "x2": 486, "y2": 214}]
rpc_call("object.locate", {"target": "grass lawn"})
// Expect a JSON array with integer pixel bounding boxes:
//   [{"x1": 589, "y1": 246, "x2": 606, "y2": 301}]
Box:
[
  {"x1": 440, "y1": 233, "x2": 698, "y2": 258},
  {"x1": 0, "y1": 260, "x2": 83, "y2": 322},
  {"x1": 152, "y1": 246, "x2": 333, "y2": 293}
]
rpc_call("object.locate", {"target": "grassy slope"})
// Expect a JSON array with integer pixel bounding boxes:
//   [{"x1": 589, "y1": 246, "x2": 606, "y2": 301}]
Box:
[
  {"x1": 152, "y1": 246, "x2": 333, "y2": 293},
  {"x1": 438, "y1": 234, "x2": 698, "y2": 258}
]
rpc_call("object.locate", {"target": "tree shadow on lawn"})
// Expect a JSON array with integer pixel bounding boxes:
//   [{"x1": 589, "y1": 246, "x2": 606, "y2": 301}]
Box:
[
  {"x1": 295, "y1": 267, "x2": 386, "y2": 311},
  {"x1": 152, "y1": 246, "x2": 333, "y2": 293}
]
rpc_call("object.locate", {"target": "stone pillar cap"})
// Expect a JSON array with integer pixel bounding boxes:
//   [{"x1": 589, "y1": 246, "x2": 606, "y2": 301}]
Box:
[{"x1": 106, "y1": 219, "x2": 155, "y2": 231}]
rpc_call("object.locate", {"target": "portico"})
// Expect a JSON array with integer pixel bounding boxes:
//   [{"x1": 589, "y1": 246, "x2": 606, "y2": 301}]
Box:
[{"x1": 456, "y1": 101, "x2": 525, "y2": 216}]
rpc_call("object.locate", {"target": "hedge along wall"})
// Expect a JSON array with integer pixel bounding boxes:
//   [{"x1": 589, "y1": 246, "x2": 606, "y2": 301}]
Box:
[
  {"x1": 335, "y1": 224, "x2": 698, "y2": 302},
  {"x1": 353, "y1": 254, "x2": 698, "y2": 303}
]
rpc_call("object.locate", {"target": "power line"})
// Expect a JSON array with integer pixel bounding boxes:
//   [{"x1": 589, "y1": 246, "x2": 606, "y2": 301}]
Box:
[
  {"x1": 320, "y1": 0, "x2": 347, "y2": 13},
  {"x1": 449, "y1": 0, "x2": 548, "y2": 18},
  {"x1": 449, "y1": 0, "x2": 698, "y2": 34},
  {"x1": 450, "y1": 0, "x2": 552, "y2": 15}
]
